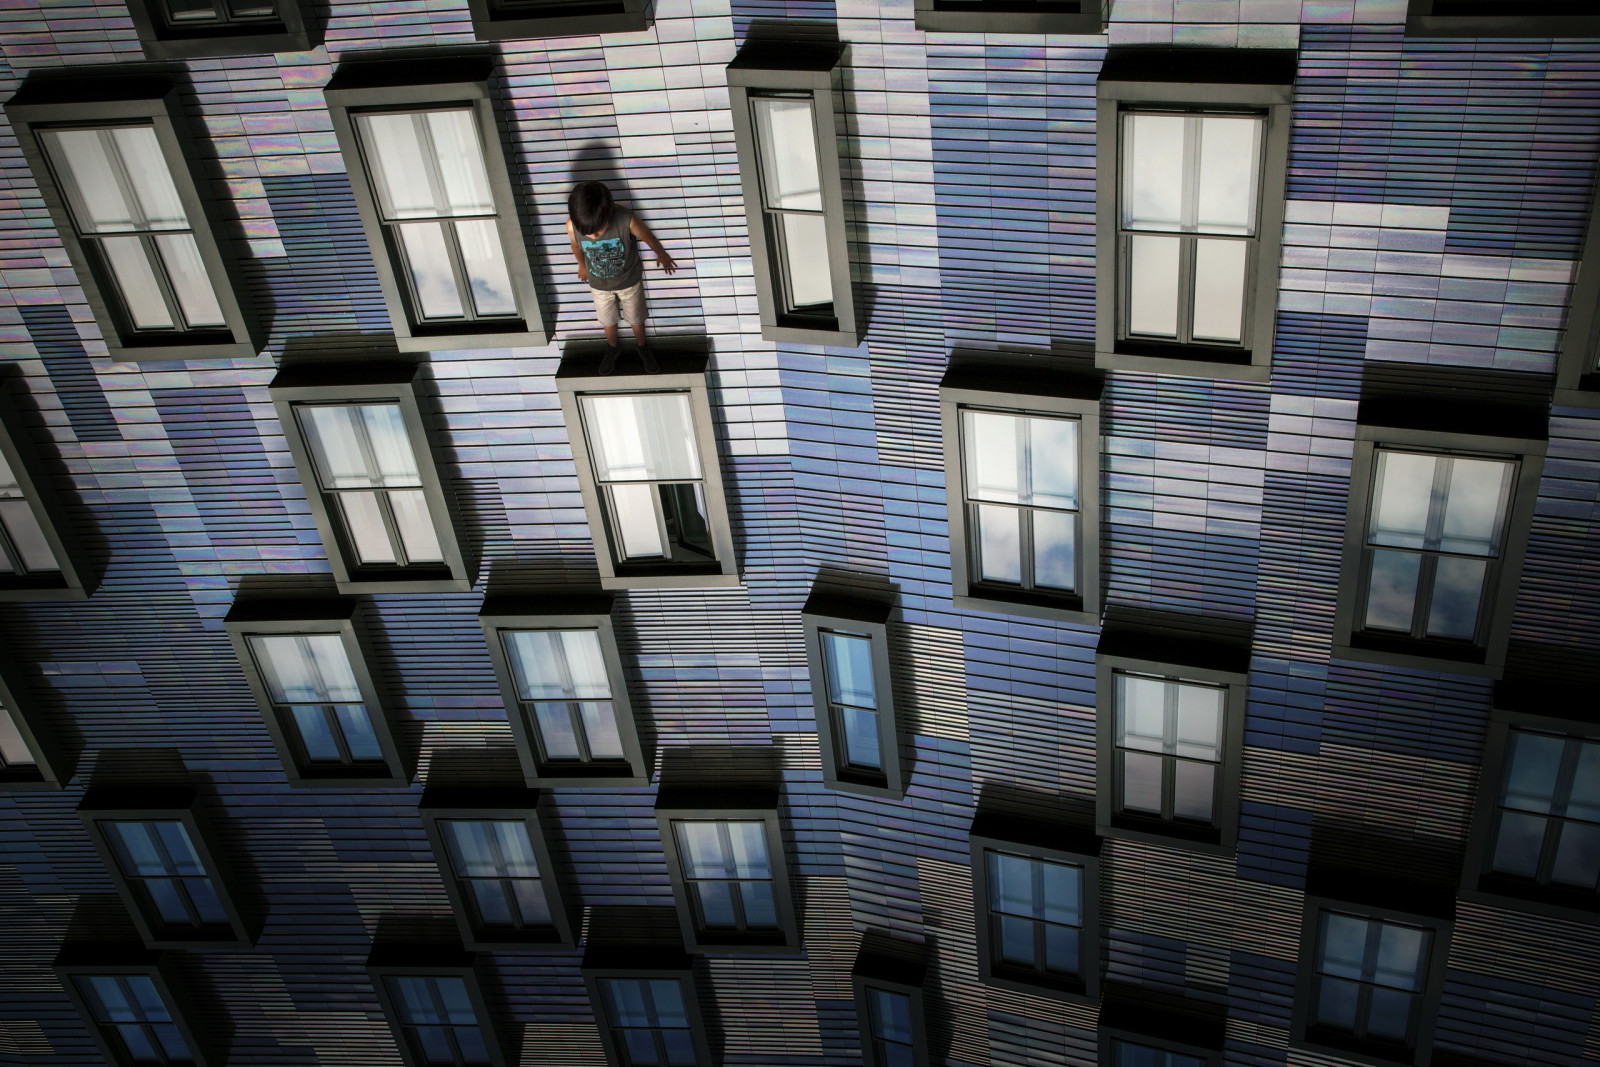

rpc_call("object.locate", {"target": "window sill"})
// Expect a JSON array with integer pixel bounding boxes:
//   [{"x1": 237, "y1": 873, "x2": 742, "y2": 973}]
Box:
[
  {"x1": 1332, "y1": 636, "x2": 1499, "y2": 679},
  {"x1": 914, "y1": 9, "x2": 1101, "y2": 33},
  {"x1": 136, "y1": 27, "x2": 314, "y2": 60},
  {"x1": 760, "y1": 322, "x2": 860, "y2": 348},
  {"x1": 1405, "y1": 13, "x2": 1600, "y2": 37},
  {"x1": 1100, "y1": 814, "x2": 1231, "y2": 855},
  {"x1": 953, "y1": 591, "x2": 1099, "y2": 627},
  {"x1": 397, "y1": 323, "x2": 550, "y2": 353},
  {"x1": 0, "y1": 578, "x2": 90, "y2": 602},
  {"x1": 287, "y1": 769, "x2": 408, "y2": 789},
  {"x1": 467, "y1": 7, "x2": 650, "y2": 40},
  {"x1": 1461, "y1": 877, "x2": 1600, "y2": 928},
  {"x1": 108, "y1": 337, "x2": 260, "y2": 363},
  {"x1": 824, "y1": 770, "x2": 901, "y2": 800},
  {"x1": 1554, "y1": 380, "x2": 1600, "y2": 410},
  {"x1": 1096, "y1": 344, "x2": 1270, "y2": 383},
  {"x1": 531, "y1": 766, "x2": 650, "y2": 789},
  {"x1": 337, "y1": 572, "x2": 473, "y2": 595},
  {"x1": 1297, "y1": 1029, "x2": 1419, "y2": 1067},
  {"x1": 980, "y1": 967, "x2": 1095, "y2": 1004}
]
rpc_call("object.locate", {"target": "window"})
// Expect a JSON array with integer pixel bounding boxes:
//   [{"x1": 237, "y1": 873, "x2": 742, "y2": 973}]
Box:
[
  {"x1": 323, "y1": 57, "x2": 547, "y2": 352},
  {"x1": 1405, "y1": 1, "x2": 1600, "y2": 37},
  {"x1": 1333, "y1": 421, "x2": 1544, "y2": 676},
  {"x1": 726, "y1": 39, "x2": 857, "y2": 347},
  {"x1": 5, "y1": 74, "x2": 257, "y2": 362},
  {"x1": 913, "y1": 0, "x2": 1101, "y2": 33},
  {"x1": 81, "y1": 790, "x2": 255, "y2": 948},
  {"x1": 1556, "y1": 180, "x2": 1600, "y2": 408},
  {"x1": 939, "y1": 361, "x2": 1102, "y2": 624},
  {"x1": 464, "y1": 0, "x2": 648, "y2": 42},
  {"x1": 1106, "y1": 1041, "x2": 1207, "y2": 1067},
  {"x1": 1095, "y1": 49, "x2": 1294, "y2": 381},
  {"x1": 369, "y1": 953, "x2": 507, "y2": 1067},
  {"x1": 225, "y1": 597, "x2": 404, "y2": 786},
  {"x1": 969, "y1": 819, "x2": 1101, "y2": 1000},
  {"x1": 802, "y1": 586, "x2": 902, "y2": 797},
  {"x1": 583, "y1": 962, "x2": 713, "y2": 1067},
  {"x1": 657, "y1": 791, "x2": 798, "y2": 953},
  {"x1": 0, "y1": 394, "x2": 91, "y2": 601},
  {"x1": 56, "y1": 949, "x2": 216, "y2": 1067},
  {"x1": 480, "y1": 595, "x2": 647, "y2": 786},
  {"x1": 420, "y1": 787, "x2": 574, "y2": 949},
  {"x1": 1096, "y1": 641, "x2": 1247, "y2": 852},
  {"x1": 270, "y1": 360, "x2": 471, "y2": 593},
  {"x1": 557, "y1": 355, "x2": 738, "y2": 589},
  {"x1": 124, "y1": 0, "x2": 313, "y2": 59},
  {"x1": 1097, "y1": 985, "x2": 1225, "y2": 1067},
  {"x1": 0, "y1": 658, "x2": 68, "y2": 789},
  {"x1": 852, "y1": 945, "x2": 930, "y2": 1067}
]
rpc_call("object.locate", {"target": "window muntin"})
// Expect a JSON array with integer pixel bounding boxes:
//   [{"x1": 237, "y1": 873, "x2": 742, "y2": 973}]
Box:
[
  {"x1": 1360, "y1": 449, "x2": 1515, "y2": 644},
  {"x1": 295, "y1": 402, "x2": 444, "y2": 569},
  {"x1": 578, "y1": 393, "x2": 713, "y2": 566},
  {"x1": 0, "y1": 447, "x2": 61, "y2": 578},
  {"x1": 865, "y1": 988, "x2": 915, "y2": 1067},
  {"x1": 246, "y1": 633, "x2": 384, "y2": 769},
  {"x1": 1119, "y1": 110, "x2": 1263, "y2": 347},
  {"x1": 0, "y1": 701, "x2": 38, "y2": 769},
  {"x1": 75, "y1": 974, "x2": 193, "y2": 1065},
  {"x1": 1490, "y1": 730, "x2": 1600, "y2": 893},
  {"x1": 438, "y1": 819, "x2": 552, "y2": 932},
  {"x1": 820, "y1": 629, "x2": 881, "y2": 772},
  {"x1": 1111, "y1": 1040, "x2": 1205, "y2": 1067},
  {"x1": 985, "y1": 850, "x2": 1082, "y2": 978},
  {"x1": 351, "y1": 108, "x2": 516, "y2": 325},
  {"x1": 599, "y1": 978, "x2": 698, "y2": 1067},
  {"x1": 1112, "y1": 671, "x2": 1225, "y2": 829},
  {"x1": 101, "y1": 821, "x2": 229, "y2": 932},
  {"x1": 500, "y1": 629, "x2": 624, "y2": 766},
  {"x1": 959, "y1": 409, "x2": 1080, "y2": 595},
  {"x1": 1311, "y1": 912, "x2": 1431, "y2": 1047},
  {"x1": 749, "y1": 93, "x2": 831, "y2": 319},
  {"x1": 38, "y1": 124, "x2": 226, "y2": 336},
  {"x1": 385, "y1": 975, "x2": 493, "y2": 1067},
  {"x1": 671, "y1": 820, "x2": 778, "y2": 934}
]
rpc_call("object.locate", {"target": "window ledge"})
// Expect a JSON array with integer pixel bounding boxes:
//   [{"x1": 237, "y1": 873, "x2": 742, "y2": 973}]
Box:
[
  {"x1": 913, "y1": 8, "x2": 1102, "y2": 34},
  {"x1": 1099, "y1": 817, "x2": 1231, "y2": 856},
  {"x1": 135, "y1": 28, "x2": 314, "y2": 60},
  {"x1": 1554, "y1": 384, "x2": 1600, "y2": 411},
  {"x1": 760, "y1": 323, "x2": 860, "y2": 348},
  {"x1": 1332, "y1": 639, "x2": 1499, "y2": 679},
  {"x1": 107, "y1": 338, "x2": 261, "y2": 364},
  {"x1": 980, "y1": 969, "x2": 1096, "y2": 1005},
  {"x1": 467, "y1": 7, "x2": 650, "y2": 40},
  {"x1": 953, "y1": 592, "x2": 1099, "y2": 628},
  {"x1": 1296, "y1": 1031, "x2": 1418, "y2": 1067},
  {"x1": 1459, "y1": 880, "x2": 1600, "y2": 928},
  {"x1": 0, "y1": 579, "x2": 90, "y2": 602},
  {"x1": 1405, "y1": 13, "x2": 1600, "y2": 37},
  {"x1": 397, "y1": 324, "x2": 550, "y2": 353},
  {"x1": 1096, "y1": 346, "x2": 1270, "y2": 383},
  {"x1": 337, "y1": 574, "x2": 474, "y2": 595}
]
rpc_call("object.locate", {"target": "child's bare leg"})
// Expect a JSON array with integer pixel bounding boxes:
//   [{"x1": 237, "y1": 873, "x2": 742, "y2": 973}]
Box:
[
  {"x1": 602, "y1": 322, "x2": 620, "y2": 347},
  {"x1": 629, "y1": 320, "x2": 647, "y2": 347}
]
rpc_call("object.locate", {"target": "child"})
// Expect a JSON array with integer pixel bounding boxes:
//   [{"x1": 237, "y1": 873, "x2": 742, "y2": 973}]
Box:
[{"x1": 566, "y1": 181, "x2": 678, "y2": 374}]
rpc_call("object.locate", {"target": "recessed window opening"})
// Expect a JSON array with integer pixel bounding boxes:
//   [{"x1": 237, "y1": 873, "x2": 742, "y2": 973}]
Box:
[
  {"x1": 599, "y1": 978, "x2": 697, "y2": 1067},
  {"x1": 384, "y1": 975, "x2": 494, "y2": 1066},
  {"x1": 0, "y1": 447, "x2": 58, "y2": 578},
  {"x1": 985, "y1": 850, "x2": 1083, "y2": 979},
  {"x1": 159, "y1": 0, "x2": 282, "y2": 30},
  {"x1": 578, "y1": 393, "x2": 712, "y2": 566},
  {"x1": 75, "y1": 975, "x2": 193, "y2": 1065},
  {"x1": 102, "y1": 821, "x2": 229, "y2": 930},
  {"x1": 865, "y1": 988, "x2": 916, "y2": 1065},
  {"x1": 501, "y1": 629, "x2": 625, "y2": 766},
  {"x1": 246, "y1": 633, "x2": 384, "y2": 768},
  {"x1": 673, "y1": 820, "x2": 778, "y2": 934},
  {"x1": 1490, "y1": 730, "x2": 1600, "y2": 893},
  {"x1": 960, "y1": 408, "x2": 1080, "y2": 595},
  {"x1": 439, "y1": 819, "x2": 552, "y2": 931},
  {"x1": 820, "y1": 628, "x2": 881, "y2": 773},
  {"x1": 749, "y1": 92, "x2": 831, "y2": 322},
  {"x1": 1311, "y1": 912, "x2": 1431, "y2": 1047},
  {"x1": 1113, "y1": 671, "x2": 1225, "y2": 828}
]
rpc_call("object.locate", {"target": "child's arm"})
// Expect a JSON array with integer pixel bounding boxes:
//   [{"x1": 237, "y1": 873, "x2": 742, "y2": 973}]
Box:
[
  {"x1": 630, "y1": 215, "x2": 678, "y2": 274},
  {"x1": 565, "y1": 219, "x2": 589, "y2": 283}
]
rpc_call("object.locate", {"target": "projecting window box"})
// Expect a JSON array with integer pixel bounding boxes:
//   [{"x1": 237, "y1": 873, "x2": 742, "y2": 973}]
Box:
[
  {"x1": 465, "y1": 0, "x2": 651, "y2": 42},
  {"x1": 125, "y1": 0, "x2": 316, "y2": 59},
  {"x1": 0, "y1": 388, "x2": 93, "y2": 601},
  {"x1": 913, "y1": 0, "x2": 1101, "y2": 34},
  {"x1": 1404, "y1": 1, "x2": 1600, "y2": 38}
]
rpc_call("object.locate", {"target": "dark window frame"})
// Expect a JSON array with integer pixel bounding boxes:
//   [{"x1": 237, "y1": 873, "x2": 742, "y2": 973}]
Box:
[
  {"x1": 913, "y1": 0, "x2": 1101, "y2": 34},
  {"x1": 1331, "y1": 423, "x2": 1545, "y2": 677},
  {"x1": 56, "y1": 945, "x2": 218, "y2": 1067},
  {"x1": 419, "y1": 786, "x2": 576, "y2": 950},
  {"x1": 0, "y1": 655, "x2": 69, "y2": 789},
  {"x1": 224, "y1": 597, "x2": 406, "y2": 788},
  {"x1": 1095, "y1": 50, "x2": 1295, "y2": 382},
  {"x1": 270, "y1": 360, "x2": 472, "y2": 594},
  {"x1": 969, "y1": 819, "x2": 1102, "y2": 1002},
  {"x1": 583, "y1": 953, "x2": 715, "y2": 1067},
  {"x1": 1097, "y1": 985, "x2": 1225, "y2": 1067},
  {"x1": 4, "y1": 73, "x2": 258, "y2": 363},
  {"x1": 1461, "y1": 704, "x2": 1600, "y2": 926},
  {"x1": 1556, "y1": 179, "x2": 1600, "y2": 408},
  {"x1": 1291, "y1": 894, "x2": 1452, "y2": 1067},
  {"x1": 939, "y1": 362, "x2": 1103, "y2": 626},
  {"x1": 1404, "y1": 1, "x2": 1600, "y2": 37},
  {"x1": 465, "y1": 0, "x2": 650, "y2": 43},
  {"x1": 125, "y1": 0, "x2": 314, "y2": 60},
  {"x1": 368, "y1": 945, "x2": 510, "y2": 1067},
  {"x1": 852, "y1": 952, "x2": 931, "y2": 1067},
  {"x1": 1095, "y1": 647, "x2": 1248, "y2": 854},
  {"x1": 478, "y1": 593, "x2": 648, "y2": 787},
  {"x1": 556, "y1": 352, "x2": 739, "y2": 590},
  {"x1": 80, "y1": 787, "x2": 257, "y2": 950},
  {"x1": 656, "y1": 788, "x2": 800, "y2": 954},
  {"x1": 725, "y1": 39, "x2": 858, "y2": 348},
  {"x1": 322, "y1": 56, "x2": 549, "y2": 354},
  {"x1": 801, "y1": 587, "x2": 902, "y2": 799},
  {"x1": 0, "y1": 388, "x2": 93, "y2": 601}
]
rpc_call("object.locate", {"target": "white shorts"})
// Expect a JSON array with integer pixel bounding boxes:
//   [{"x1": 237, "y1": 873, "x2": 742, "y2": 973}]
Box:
[{"x1": 590, "y1": 282, "x2": 645, "y2": 327}]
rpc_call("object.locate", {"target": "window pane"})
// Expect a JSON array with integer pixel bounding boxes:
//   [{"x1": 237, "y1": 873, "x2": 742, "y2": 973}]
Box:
[
  {"x1": 582, "y1": 394, "x2": 701, "y2": 482},
  {"x1": 299, "y1": 404, "x2": 421, "y2": 489},
  {"x1": 0, "y1": 499, "x2": 60, "y2": 573},
  {"x1": 1438, "y1": 457, "x2": 1511, "y2": 555},
  {"x1": 290, "y1": 706, "x2": 341, "y2": 761},
  {"x1": 997, "y1": 913, "x2": 1034, "y2": 964},
  {"x1": 44, "y1": 129, "x2": 138, "y2": 231},
  {"x1": 397, "y1": 222, "x2": 466, "y2": 319},
  {"x1": 1032, "y1": 508, "x2": 1077, "y2": 591},
  {"x1": 1044, "y1": 923, "x2": 1079, "y2": 974},
  {"x1": 973, "y1": 503, "x2": 1021, "y2": 584},
  {"x1": 1551, "y1": 822, "x2": 1600, "y2": 889},
  {"x1": 1571, "y1": 742, "x2": 1600, "y2": 820},
  {"x1": 1195, "y1": 115, "x2": 1261, "y2": 235},
  {"x1": 1315, "y1": 975, "x2": 1361, "y2": 1030},
  {"x1": 1374, "y1": 924, "x2": 1426, "y2": 989},
  {"x1": 725, "y1": 821, "x2": 770, "y2": 878},
  {"x1": 249, "y1": 634, "x2": 363, "y2": 705},
  {"x1": 1172, "y1": 760, "x2": 1215, "y2": 822},
  {"x1": 1370, "y1": 451, "x2": 1435, "y2": 549},
  {"x1": 579, "y1": 702, "x2": 625, "y2": 759},
  {"x1": 83, "y1": 976, "x2": 136, "y2": 1021},
  {"x1": 100, "y1": 236, "x2": 174, "y2": 330},
  {"x1": 0, "y1": 706, "x2": 36, "y2": 766},
  {"x1": 1366, "y1": 987, "x2": 1413, "y2": 1042},
  {"x1": 1503, "y1": 732, "x2": 1563, "y2": 813},
  {"x1": 425, "y1": 110, "x2": 495, "y2": 214},
  {"x1": 455, "y1": 219, "x2": 517, "y2": 317},
  {"x1": 152, "y1": 1022, "x2": 193, "y2": 1061},
  {"x1": 111, "y1": 127, "x2": 188, "y2": 229},
  {"x1": 1363, "y1": 548, "x2": 1421, "y2": 632},
  {"x1": 602, "y1": 978, "x2": 650, "y2": 1025},
  {"x1": 839, "y1": 705, "x2": 881, "y2": 770},
  {"x1": 821, "y1": 630, "x2": 875, "y2": 709},
  {"x1": 1490, "y1": 811, "x2": 1546, "y2": 878},
  {"x1": 738, "y1": 880, "x2": 778, "y2": 927},
  {"x1": 868, "y1": 989, "x2": 912, "y2": 1043},
  {"x1": 1039, "y1": 860, "x2": 1080, "y2": 926},
  {"x1": 1115, "y1": 674, "x2": 1166, "y2": 752},
  {"x1": 1190, "y1": 238, "x2": 1247, "y2": 343},
  {"x1": 676, "y1": 822, "x2": 726, "y2": 877},
  {"x1": 337, "y1": 706, "x2": 383, "y2": 761},
  {"x1": 752, "y1": 97, "x2": 823, "y2": 212},
  {"x1": 988, "y1": 851, "x2": 1035, "y2": 917},
  {"x1": 153, "y1": 233, "x2": 225, "y2": 328},
  {"x1": 1319, "y1": 913, "x2": 1369, "y2": 979},
  {"x1": 337, "y1": 493, "x2": 397, "y2": 564},
  {"x1": 1120, "y1": 751, "x2": 1163, "y2": 814},
  {"x1": 1425, "y1": 554, "x2": 1486, "y2": 640},
  {"x1": 777, "y1": 211, "x2": 832, "y2": 310},
  {"x1": 532, "y1": 703, "x2": 580, "y2": 759},
  {"x1": 1027, "y1": 415, "x2": 1078, "y2": 510},
  {"x1": 609, "y1": 482, "x2": 665, "y2": 559},
  {"x1": 647, "y1": 979, "x2": 688, "y2": 1026},
  {"x1": 1114, "y1": 1042, "x2": 1162, "y2": 1067},
  {"x1": 964, "y1": 411, "x2": 1022, "y2": 505},
  {"x1": 504, "y1": 630, "x2": 608, "y2": 701},
  {"x1": 358, "y1": 111, "x2": 485, "y2": 219},
  {"x1": 1128, "y1": 234, "x2": 1181, "y2": 338},
  {"x1": 1174, "y1": 683, "x2": 1223, "y2": 759},
  {"x1": 388, "y1": 488, "x2": 445, "y2": 564},
  {"x1": 1123, "y1": 112, "x2": 1185, "y2": 231}
]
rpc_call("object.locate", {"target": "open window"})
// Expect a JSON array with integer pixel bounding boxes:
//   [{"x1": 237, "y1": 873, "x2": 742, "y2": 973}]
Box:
[
  {"x1": 56, "y1": 945, "x2": 219, "y2": 1067},
  {"x1": 556, "y1": 348, "x2": 738, "y2": 589},
  {"x1": 801, "y1": 582, "x2": 902, "y2": 798},
  {"x1": 465, "y1": 0, "x2": 649, "y2": 42},
  {"x1": 1095, "y1": 49, "x2": 1295, "y2": 381},
  {"x1": 270, "y1": 360, "x2": 471, "y2": 594},
  {"x1": 726, "y1": 38, "x2": 857, "y2": 347},
  {"x1": 80, "y1": 788, "x2": 257, "y2": 949},
  {"x1": 940, "y1": 360, "x2": 1101, "y2": 624},
  {"x1": 369, "y1": 945, "x2": 510, "y2": 1067},
  {"x1": 1404, "y1": 2, "x2": 1600, "y2": 37},
  {"x1": 583, "y1": 945, "x2": 715, "y2": 1067},
  {"x1": 225, "y1": 597, "x2": 405, "y2": 787},
  {"x1": 0, "y1": 653, "x2": 70, "y2": 789},
  {"x1": 479, "y1": 594, "x2": 647, "y2": 787},
  {"x1": 852, "y1": 944, "x2": 931, "y2": 1067},
  {"x1": 0, "y1": 389, "x2": 92, "y2": 601},
  {"x1": 4, "y1": 73, "x2": 258, "y2": 362},
  {"x1": 657, "y1": 786, "x2": 799, "y2": 954},
  {"x1": 125, "y1": 0, "x2": 314, "y2": 59},
  {"x1": 913, "y1": 0, "x2": 1100, "y2": 33},
  {"x1": 323, "y1": 56, "x2": 548, "y2": 353},
  {"x1": 1557, "y1": 179, "x2": 1600, "y2": 408}
]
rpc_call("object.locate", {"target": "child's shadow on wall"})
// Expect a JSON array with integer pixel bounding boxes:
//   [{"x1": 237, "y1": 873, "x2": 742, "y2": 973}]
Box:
[{"x1": 569, "y1": 141, "x2": 636, "y2": 213}]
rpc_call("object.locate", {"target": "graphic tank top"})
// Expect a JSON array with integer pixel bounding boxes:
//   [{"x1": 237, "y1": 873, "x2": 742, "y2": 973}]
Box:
[{"x1": 579, "y1": 207, "x2": 643, "y2": 291}]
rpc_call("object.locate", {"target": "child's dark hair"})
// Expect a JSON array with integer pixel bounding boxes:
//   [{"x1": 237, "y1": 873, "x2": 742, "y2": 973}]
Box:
[{"x1": 569, "y1": 181, "x2": 615, "y2": 235}]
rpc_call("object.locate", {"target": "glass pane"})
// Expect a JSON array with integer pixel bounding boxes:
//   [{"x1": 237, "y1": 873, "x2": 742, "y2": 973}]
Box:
[
  {"x1": 105, "y1": 822, "x2": 168, "y2": 876},
  {"x1": 1123, "y1": 112, "x2": 1185, "y2": 230},
  {"x1": 1120, "y1": 751, "x2": 1163, "y2": 814},
  {"x1": 168, "y1": 0, "x2": 221, "y2": 17},
  {"x1": 0, "y1": 499, "x2": 60, "y2": 573},
  {"x1": 491, "y1": 821, "x2": 540, "y2": 879},
  {"x1": 357, "y1": 113, "x2": 442, "y2": 219},
  {"x1": 647, "y1": 979, "x2": 688, "y2": 1026},
  {"x1": 778, "y1": 211, "x2": 832, "y2": 311},
  {"x1": 1425, "y1": 554, "x2": 1486, "y2": 640},
  {"x1": 1027, "y1": 415, "x2": 1078, "y2": 510},
  {"x1": 1128, "y1": 234, "x2": 1180, "y2": 338},
  {"x1": 1503, "y1": 732, "x2": 1563, "y2": 813},
  {"x1": 1374, "y1": 923, "x2": 1426, "y2": 989},
  {"x1": 1438, "y1": 457, "x2": 1511, "y2": 556},
  {"x1": 397, "y1": 222, "x2": 465, "y2": 319},
  {"x1": 504, "y1": 630, "x2": 610, "y2": 701},
  {"x1": 974, "y1": 503, "x2": 1021, "y2": 584},
  {"x1": 1190, "y1": 238, "x2": 1247, "y2": 343},
  {"x1": 692, "y1": 879, "x2": 736, "y2": 927},
  {"x1": 1364, "y1": 549, "x2": 1421, "y2": 633},
  {"x1": 453, "y1": 1024, "x2": 491, "y2": 1065},
  {"x1": 609, "y1": 482, "x2": 665, "y2": 559},
  {"x1": 1039, "y1": 860, "x2": 1080, "y2": 926},
  {"x1": 988, "y1": 851, "x2": 1036, "y2": 917},
  {"x1": 1490, "y1": 811, "x2": 1546, "y2": 878},
  {"x1": 1571, "y1": 742, "x2": 1600, "y2": 820},
  {"x1": 334, "y1": 705, "x2": 381, "y2": 761},
  {"x1": 1174, "y1": 683, "x2": 1223, "y2": 759},
  {"x1": 153, "y1": 233, "x2": 225, "y2": 328},
  {"x1": 752, "y1": 96, "x2": 823, "y2": 212},
  {"x1": 182, "y1": 874, "x2": 228, "y2": 924},
  {"x1": 963, "y1": 411, "x2": 1022, "y2": 505},
  {"x1": 821, "y1": 630, "x2": 875, "y2": 709},
  {"x1": 116, "y1": 1023, "x2": 161, "y2": 1061},
  {"x1": 249, "y1": 634, "x2": 363, "y2": 705},
  {"x1": 1114, "y1": 1042, "x2": 1161, "y2": 1067},
  {"x1": 445, "y1": 822, "x2": 505, "y2": 878},
  {"x1": 152, "y1": 1023, "x2": 193, "y2": 1061},
  {"x1": 726, "y1": 821, "x2": 770, "y2": 878},
  {"x1": 44, "y1": 129, "x2": 137, "y2": 232},
  {"x1": 1315, "y1": 975, "x2": 1361, "y2": 1030},
  {"x1": 1370, "y1": 451, "x2": 1436, "y2": 550},
  {"x1": 1043, "y1": 923, "x2": 1079, "y2": 974},
  {"x1": 532, "y1": 703, "x2": 581, "y2": 759},
  {"x1": 469, "y1": 879, "x2": 512, "y2": 925},
  {"x1": 425, "y1": 110, "x2": 495, "y2": 214},
  {"x1": 839, "y1": 705, "x2": 881, "y2": 770},
  {"x1": 1319, "y1": 913, "x2": 1369, "y2": 980},
  {"x1": 388, "y1": 489, "x2": 444, "y2": 564},
  {"x1": 663, "y1": 1031, "x2": 698, "y2": 1066},
  {"x1": 1551, "y1": 822, "x2": 1600, "y2": 889},
  {"x1": 100, "y1": 236, "x2": 174, "y2": 330},
  {"x1": 676, "y1": 822, "x2": 727, "y2": 877},
  {"x1": 1115, "y1": 674, "x2": 1167, "y2": 752},
  {"x1": 337, "y1": 492, "x2": 396, "y2": 564},
  {"x1": 82, "y1": 976, "x2": 135, "y2": 1021},
  {"x1": 0, "y1": 706, "x2": 36, "y2": 766},
  {"x1": 868, "y1": 989, "x2": 913, "y2": 1043},
  {"x1": 290, "y1": 706, "x2": 340, "y2": 761},
  {"x1": 997, "y1": 913, "x2": 1034, "y2": 965},
  {"x1": 512, "y1": 877, "x2": 552, "y2": 926},
  {"x1": 602, "y1": 978, "x2": 651, "y2": 1025},
  {"x1": 1195, "y1": 115, "x2": 1261, "y2": 234},
  {"x1": 579, "y1": 702, "x2": 625, "y2": 759},
  {"x1": 298, "y1": 404, "x2": 421, "y2": 490},
  {"x1": 1172, "y1": 760, "x2": 1215, "y2": 822},
  {"x1": 738, "y1": 879, "x2": 777, "y2": 927},
  {"x1": 1032, "y1": 508, "x2": 1077, "y2": 591},
  {"x1": 111, "y1": 127, "x2": 188, "y2": 229},
  {"x1": 1366, "y1": 987, "x2": 1413, "y2": 1042},
  {"x1": 582, "y1": 394, "x2": 701, "y2": 482},
  {"x1": 659, "y1": 482, "x2": 712, "y2": 559},
  {"x1": 455, "y1": 219, "x2": 517, "y2": 317}
]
